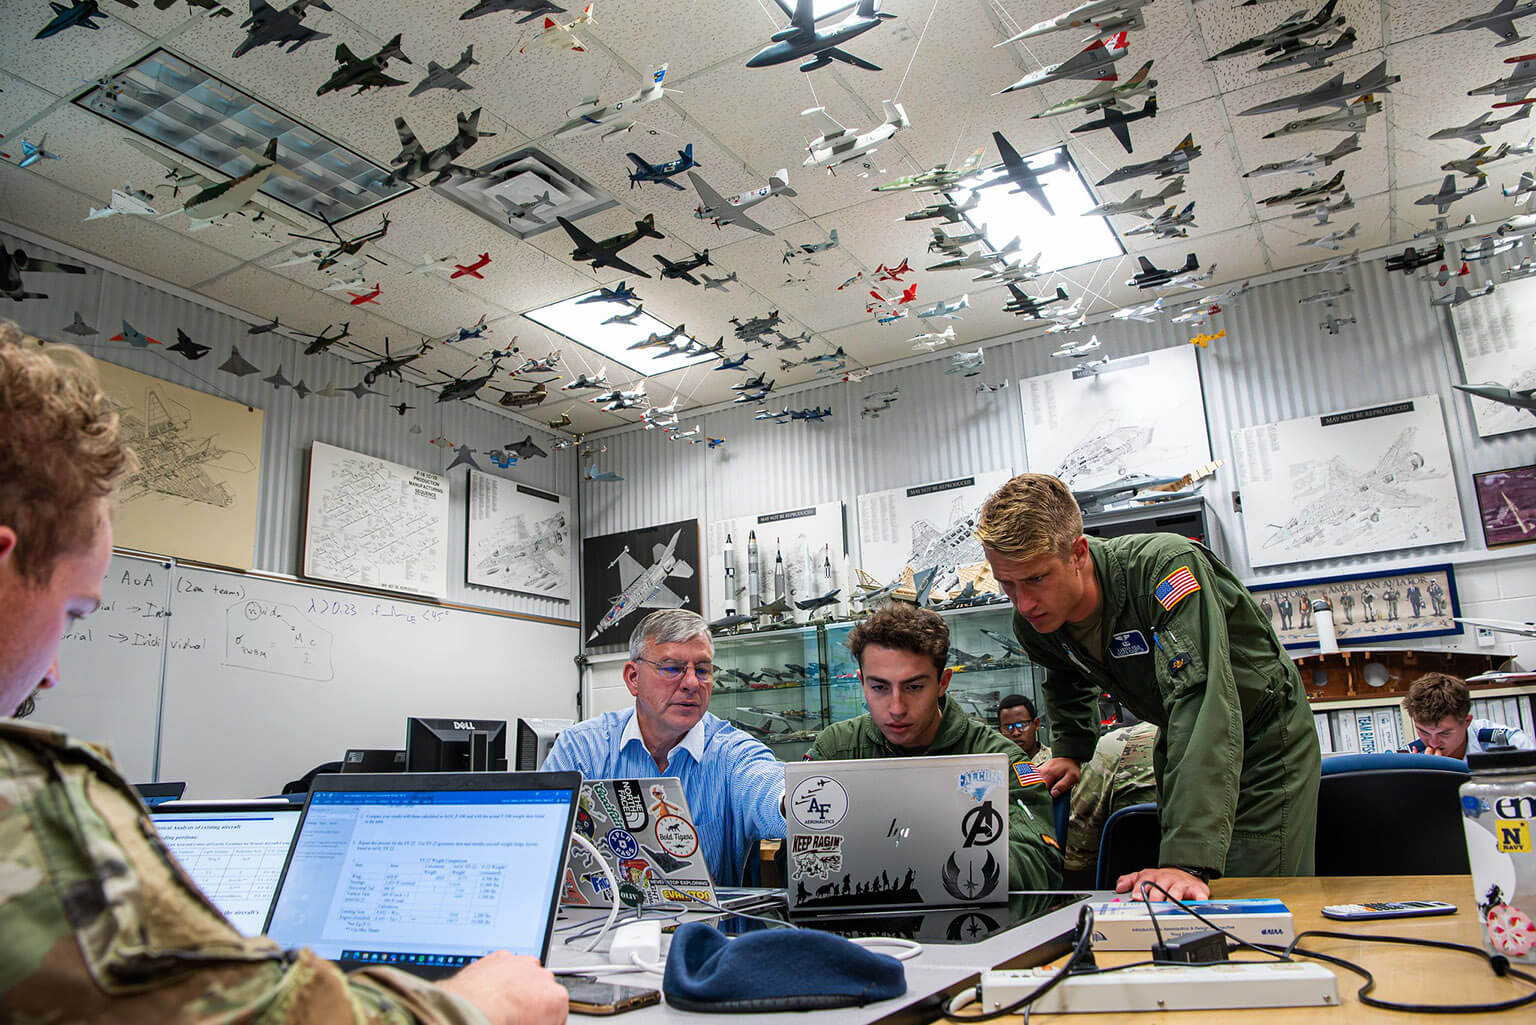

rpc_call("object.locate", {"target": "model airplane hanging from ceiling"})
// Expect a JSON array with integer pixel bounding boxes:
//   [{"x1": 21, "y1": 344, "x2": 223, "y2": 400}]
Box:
[
  {"x1": 802, "y1": 102, "x2": 910, "y2": 171},
  {"x1": 411, "y1": 45, "x2": 478, "y2": 95},
  {"x1": 689, "y1": 169, "x2": 795, "y2": 234},
  {"x1": 556, "y1": 214, "x2": 664, "y2": 277},
  {"x1": 747, "y1": 0, "x2": 896, "y2": 73},
  {"x1": 998, "y1": 32, "x2": 1129, "y2": 94},
  {"x1": 520, "y1": 3, "x2": 594, "y2": 52},
  {"x1": 555, "y1": 65, "x2": 669, "y2": 140},
  {"x1": 317, "y1": 34, "x2": 412, "y2": 96},
  {"x1": 233, "y1": 0, "x2": 332, "y2": 58}
]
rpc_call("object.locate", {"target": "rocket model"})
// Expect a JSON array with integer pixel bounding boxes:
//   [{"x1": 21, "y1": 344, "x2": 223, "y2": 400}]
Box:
[
  {"x1": 723, "y1": 533, "x2": 737, "y2": 615},
  {"x1": 747, "y1": 529, "x2": 760, "y2": 615},
  {"x1": 773, "y1": 541, "x2": 786, "y2": 602}
]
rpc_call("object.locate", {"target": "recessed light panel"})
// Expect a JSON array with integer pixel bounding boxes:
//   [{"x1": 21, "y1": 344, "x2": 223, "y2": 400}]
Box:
[{"x1": 524, "y1": 291, "x2": 721, "y2": 377}]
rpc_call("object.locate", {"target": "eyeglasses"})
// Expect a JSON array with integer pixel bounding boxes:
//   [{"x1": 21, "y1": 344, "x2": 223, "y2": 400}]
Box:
[
  {"x1": 635, "y1": 657, "x2": 715, "y2": 683},
  {"x1": 1001, "y1": 720, "x2": 1039, "y2": 733}
]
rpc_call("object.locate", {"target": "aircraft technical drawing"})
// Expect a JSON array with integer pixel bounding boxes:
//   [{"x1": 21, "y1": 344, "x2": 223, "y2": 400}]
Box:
[
  {"x1": 917, "y1": 294, "x2": 970, "y2": 320},
  {"x1": 557, "y1": 213, "x2": 664, "y2": 276},
  {"x1": 411, "y1": 44, "x2": 477, "y2": 95},
  {"x1": 1087, "y1": 177, "x2": 1185, "y2": 218},
  {"x1": 112, "y1": 387, "x2": 251, "y2": 509},
  {"x1": 1239, "y1": 60, "x2": 1399, "y2": 117},
  {"x1": 1243, "y1": 134, "x2": 1359, "y2": 178},
  {"x1": 317, "y1": 33, "x2": 411, "y2": 96},
  {"x1": 555, "y1": 65, "x2": 669, "y2": 140},
  {"x1": 1434, "y1": 2, "x2": 1536, "y2": 46},
  {"x1": 689, "y1": 169, "x2": 795, "y2": 234},
  {"x1": 1129, "y1": 253, "x2": 1199, "y2": 289},
  {"x1": 627, "y1": 144, "x2": 698, "y2": 190},
  {"x1": 1430, "y1": 107, "x2": 1531, "y2": 144},
  {"x1": 1208, "y1": 0, "x2": 1343, "y2": 61},
  {"x1": 1125, "y1": 201, "x2": 1196, "y2": 238},
  {"x1": 998, "y1": 32, "x2": 1130, "y2": 94},
  {"x1": 976, "y1": 132, "x2": 1069, "y2": 214},
  {"x1": 873, "y1": 150, "x2": 985, "y2": 193},
  {"x1": 1004, "y1": 284, "x2": 1070, "y2": 318},
  {"x1": 1071, "y1": 95, "x2": 1158, "y2": 153},
  {"x1": 520, "y1": 3, "x2": 594, "y2": 52},
  {"x1": 1035, "y1": 60, "x2": 1156, "y2": 120},
  {"x1": 748, "y1": 0, "x2": 897, "y2": 73},
  {"x1": 1417, "y1": 174, "x2": 1489, "y2": 215},
  {"x1": 233, "y1": 0, "x2": 332, "y2": 58},
  {"x1": 1264, "y1": 94, "x2": 1382, "y2": 138},
  {"x1": 472, "y1": 510, "x2": 567, "y2": 586},
  {"x1": 1098, "y1": 133, "x2": 1200, "y2": 185},
  {"x1": 460, "y1": 0, "x2": 565, "y2": 23},
  {"x1": 802, "y1": 101, "x2": 910, "y2": 170},
  {"x1": 385, "y1": 108, "x2": 493, "y2": 186},
  {"x1": 1, "y1": 242, "x2": 88, "y2": 301}
]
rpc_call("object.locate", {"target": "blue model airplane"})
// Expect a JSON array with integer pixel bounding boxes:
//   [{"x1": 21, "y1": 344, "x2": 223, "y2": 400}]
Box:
[
  {"x1": 626, "y1": 144, "x2": 699, "y2": 191},
  {"x1": 16, "y1": 137, "x2": 61, "y2": 169},
  {"x1": 714, "y1": 351, "x2": 752, "y2": 371},
  {"x1": 576, "y1": 281, "x2": 638, "y2": 305},
  {"x1": 36, "y1": 0, "x2": 106, "y2": 39}
]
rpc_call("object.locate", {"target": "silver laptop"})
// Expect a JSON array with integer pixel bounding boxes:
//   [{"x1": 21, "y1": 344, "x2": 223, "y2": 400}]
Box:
[
  {"x1": 785, "y1": 754, "x2": 1011, "y2": 911},
  {"x1": 150, "y1": 799, "x2": 303, "y2": 936},
  {"x1": 565, "y1": 777, "x2": 717, "y2": 909}
]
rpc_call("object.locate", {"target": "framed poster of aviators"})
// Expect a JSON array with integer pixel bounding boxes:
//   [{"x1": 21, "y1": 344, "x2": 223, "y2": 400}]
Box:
[{"x1": 1250, "y1": 564, "x2": 1461, "y2": 650}]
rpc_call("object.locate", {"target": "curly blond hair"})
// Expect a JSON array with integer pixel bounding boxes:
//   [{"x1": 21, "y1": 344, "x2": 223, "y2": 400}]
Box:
[
  {"x1": 0, "y1": 321, "x2": 133, "y2": 585},
  {"x1": 974, "y1": 473, "x2": 1082, "y2": 560}
]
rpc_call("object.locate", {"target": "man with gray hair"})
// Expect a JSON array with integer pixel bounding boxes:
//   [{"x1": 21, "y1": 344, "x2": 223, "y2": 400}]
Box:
[{"x1": 542, "y1": 609, "x2": 785, "y2": 884}]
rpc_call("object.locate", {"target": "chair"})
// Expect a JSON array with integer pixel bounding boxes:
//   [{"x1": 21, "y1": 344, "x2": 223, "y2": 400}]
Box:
[
  {"x1": 1316, "y1": 752, "x2": 1469, "y2": 876},
  {"x1": 1094, "y1": 802, "x2": 1159, "y2": 890},
  {"x1": 1052, "y1": 791, "x2": 1071, "y2": 848}
]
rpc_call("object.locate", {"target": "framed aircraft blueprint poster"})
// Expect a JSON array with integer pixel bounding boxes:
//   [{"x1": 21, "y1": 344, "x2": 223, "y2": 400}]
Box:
[
  {"x1": 1232, "y1": 395, "x2": 1466, "y2": 569},
  {"x1": 855, "y1": 470, "x2": 1011, "y2": 594},
  {"x1": 1474, "y1": 464, "x2": 1536, "y2": 549},
  {"x1": 466, "y1": 471, "x2": 572, "y2": 599},
  {"x1": 302, "y1": 442, "x2": 450, "y2": 599},
  {"x1": 582, "y1": 518, "x2": 701, "y2": 650},
  {"x1": 706, "y1": 503, "x2": 846, "y2": 624},
  {"x1": 1449, "y1": 275, "x2": 1536, "y2": 437},
  {"x1": 1249, "y1": 564, "x2": 1461, "y2": 650},
  {"x1": 91, "y1": 355, "x2": 263, "y2": 569},
  {"x1": 1021, "y1": 345, "x2": 1212, "y2": 490}
]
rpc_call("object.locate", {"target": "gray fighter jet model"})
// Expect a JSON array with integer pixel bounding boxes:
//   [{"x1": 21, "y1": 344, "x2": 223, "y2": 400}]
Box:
[
  {"x1": 1430, "y1": 107, "x2": 1531, "y2": 144},
  {"x1": 603, "y1": 306, "x2": 643, "y2": 326},
  {"x1": 587, "y1": 529, "x2": 693, "y2": 642},
  {"x1": 1416, "y1": 174, "x2": 1488, "y2": 216},
  {"x1": 1240, "y1": 60, "x2": 1399, "y2": 116},
  {"x1": 1097, "y1": 134, "x2": 1200, "y2": 185},
  {"x1": 410, "y1": 45, "x2": 477, "y2": 96},
  {"x1": 584, "y1": 463, "x2": 623, "y2": 483},
  {"x1": 1128, "y1": 253, "x2": 1199, "y2": 289},
  {"x1": 1, "y1": 242, "x2": 87, "y2": 301},
  {"x1": 1243, "y1": 134, "x2": 1359, "y2": 178},
  {"x1": 1469, "y1": 53, "x2": 1536, "y2": 105},
  {"x1": 1431, "y1": 283, "x2": 1496, "y2": 308},
  {"x1": 731, "y1": 311, "x2": 783, "y2": 342},
  {"x1": 460, "y1": 0, "x2": 564, "y2": 21},
  {"x1": 1264, "y1": 94, "x2": 1381, "y2": 138},
  {"x1": 497, "y1": 191, "x2": 554, "y2": 223},
  {"x1": 1087, "y1": 177, "x2": 1185, "y2": 218},
  {"x1": 317, "y1": 34, "x2": 410, "y2": 96},
  {"x1": 1434, "y1": 1, "x2": 1536, "y2": 46},
  {"x1": 1125, "y1": 201, "x2": 1197, "y2": 239},
  {"x1": 1319, "y1": 310, "x2": 1356, "y2": 335},
  {"x1": 702, "y1": 270, "x2": 738, "y2": 291},
  {"x1": 793, "y1": 588, "x2": 842, "y2": 614},
  {"x1": 1300, "y1": 221, "x2": 1358, "y2": 250},
  {"x1": 748, "y1": 0, "x2": 896, "y2": 73},
  {"x1": 63, "y1": 311, "x2": 96, "y2": 336},
  {"x1": 975, "y1": 131, "x2": 1069, "y2": 214},
  {"x1": 1207, "y1": 0, "x2": 1343, "y2": 62},
  {"x1": 999, "y1": 32, "x2": 1129, "y2": 94},
  {"x1": 1255, "y1": 25, "x2": 1357, "y2": 73},
  {"x1": 903, "y1": 192, "x2": 979, "y2": 223},
  {"x1": 654, "y1": 250, "x2": 711, "y2": 285},
  {"x1": 385, "y1": 108, "x2": 493, "y2": 186},
  {"x1": 1259, "y1": 169, "x2": 1345, "y2": 208},
  {"x1": 505, "y1": 435, "x2": 549, "y2": 460},
  {"x1": 233, "y1": 0, "x2": 331, "y2": 59},
  {"x1": 557, "y1": 214, "x2": 664, "y2": 277},
  {"x1": 577, "y1": 281, "x2": 638, "y2": 306},
  {"x1": 562, "y1": 369, "x2": 607, "y2": 391}
]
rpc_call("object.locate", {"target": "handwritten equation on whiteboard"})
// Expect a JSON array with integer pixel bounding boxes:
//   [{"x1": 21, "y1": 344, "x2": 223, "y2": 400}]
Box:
[{"x1": 226, "y1": 600, "x2": 335, "y2": 681}]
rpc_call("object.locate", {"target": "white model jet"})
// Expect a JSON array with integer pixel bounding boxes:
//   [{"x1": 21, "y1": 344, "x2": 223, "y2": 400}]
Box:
[
  {"x1": 927, "y1": 237, "x2": 1021, "y2": 272},
  {"x1": 916, "y1": 294, "x2": 970, "y2": 320},
  {"x1": 1301, "y1": 221, "x2": 1359, "y2": 250},
  {"x1": 555, "y1": 64, "x2": 668, "y2": 140},
  {"x1": 998, "y1": 32, "x2": 1129, "y2": 94},
  {"x1": 520, "y1": 3, "x2": 594, "y2": 52},
  {"x1": 996, "y1": 0, "x2": 1152, "y2": 45},
  {"x1": 908, "y1": 325, "x2": 956, "y2": 350},
  {"x1": 85, "y1": 184, "x2": 158, "y2": 220},
  {"x1": 1085, "y1": 177, "x2": 1185, "y2": 218},
  {"x1": 1301, "y1": 250, "x2": 1359, "y2": 274},
  {"x1": 1051, "y1": 334, "x2": 1102, "y2": 359},
  {"x1": 1243, "y1": 134, "x2": 1360, "y2": 178},
  {"x1": 408, "y1": 253, "x2": 461, "y2": 278},
  {"x1": 689, "y1": 169, "x2": 796, "y2": 235},
  {"x1": 1112, "y1": 297, "x2": 1164, "y2": 322},
  {"x1": 802, "y1": 101, "x2": 910, "y2": 170}
]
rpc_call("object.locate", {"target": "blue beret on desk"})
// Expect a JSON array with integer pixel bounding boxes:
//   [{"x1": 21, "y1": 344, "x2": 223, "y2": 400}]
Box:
[{"x1": 662, "y1": 922, "x2": 907, "y2": 1012}]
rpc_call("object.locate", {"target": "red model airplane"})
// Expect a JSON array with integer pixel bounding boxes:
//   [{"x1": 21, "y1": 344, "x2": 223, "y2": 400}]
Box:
[
  {"x1": 865, "y1": 281, "x2": 918, "y2": 312},
  {"x1": 451, "y1": 252, "x2": 493, "y2": 279},
  {"x1": 875, "y1": 257, "x2": 912, "y2": 281},
  {"x1": 347, "y1": 283, "x2": 382, "y2": 305}
]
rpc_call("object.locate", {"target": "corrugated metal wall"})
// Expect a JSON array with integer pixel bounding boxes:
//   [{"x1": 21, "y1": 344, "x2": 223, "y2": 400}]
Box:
[
  {"x1": 581, "y1": 247, "x2": 1536, "y2": 611},
  {"x1": 2, "y1": 224, "x2": 580, "y2": 622}
]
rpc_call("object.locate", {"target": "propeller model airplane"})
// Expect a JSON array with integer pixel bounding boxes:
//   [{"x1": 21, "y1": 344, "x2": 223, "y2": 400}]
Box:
[
  {"x1": 627, "y1": 144, "x2": 699, "y2": 190},
  {"x1": 689, "y1": 169, "x2": 796, "y2": 234},
  {"x1": 556, "y1": 214, "x2": 665, "y2": 277},
  {"x1": 555, "y1": 65, "x2": 669, "y2": 140}
]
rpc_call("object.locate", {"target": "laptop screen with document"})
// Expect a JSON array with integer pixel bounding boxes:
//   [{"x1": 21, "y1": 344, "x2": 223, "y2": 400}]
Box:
[
  {"x1": 151, "y1": 800, "x2": 302, "y2": 936},
  {"x1": 263, "y1": 771, "x2": 579, "y2": 977}
]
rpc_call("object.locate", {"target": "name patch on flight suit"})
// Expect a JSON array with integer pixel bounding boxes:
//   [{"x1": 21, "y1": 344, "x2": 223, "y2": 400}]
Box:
[{"x1": 1109, "y1": 630, "x2": 1150, "y2": 658}]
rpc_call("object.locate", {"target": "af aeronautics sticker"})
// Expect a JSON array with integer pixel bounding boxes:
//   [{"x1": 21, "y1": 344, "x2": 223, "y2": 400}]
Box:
[
  {"x1": 1109, "y1": 630, "x2": 1150, "y2": 658},
  {"x1": 655, "y1": 814, "x2": 699, "y2": 859},
  {"x1": 791, "y1": 775, "x2": 849, "y2": 830}
]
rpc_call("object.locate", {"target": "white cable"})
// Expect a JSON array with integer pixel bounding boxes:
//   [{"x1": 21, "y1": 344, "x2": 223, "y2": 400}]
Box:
[
  {"x1": 947, "y1": 986, "x2": 980, "y2": 1016},
  {"x1": 568, "y1": 833, "x2": 620, "y2": 953},
  {"x1": 851, "y1": 936, "x2": 923, "y2": 962},
  {"x1": 630, "y1": 951, "x2": 668, "y2": 975}
]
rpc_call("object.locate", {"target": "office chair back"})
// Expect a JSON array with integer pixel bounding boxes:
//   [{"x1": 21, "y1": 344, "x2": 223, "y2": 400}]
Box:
[
  {"x1": 1095, "y1": 802, "x2": 1159, "y2": 891},
  {"x1": 1316, "y1": 753, "x2": 1469, "y2": 876}
]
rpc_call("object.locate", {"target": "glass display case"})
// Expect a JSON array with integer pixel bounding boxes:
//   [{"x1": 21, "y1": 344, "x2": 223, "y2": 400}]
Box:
[{"x1": 712, "y1": 603, "x2": 1047, "y2": 761}]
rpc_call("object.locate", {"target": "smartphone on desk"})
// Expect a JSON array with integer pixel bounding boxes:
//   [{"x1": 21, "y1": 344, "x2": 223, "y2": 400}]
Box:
[{"x1": 557, "y1": 976, "x2": 662, "y2": 1015}]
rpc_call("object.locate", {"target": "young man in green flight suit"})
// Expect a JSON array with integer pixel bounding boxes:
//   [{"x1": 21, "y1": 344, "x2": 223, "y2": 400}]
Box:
[
  {"x1": 805, "y1": 602, "x2": 1064, "y2": 891},
  {"x1": 977, "y1": 473, "x2": 1320, "y2": 900}
]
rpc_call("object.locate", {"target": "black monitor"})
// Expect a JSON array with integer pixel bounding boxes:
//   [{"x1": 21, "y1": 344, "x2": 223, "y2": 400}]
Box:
[
  {"x1": 405, "y1": 717, "x2": 508, "y2": 772},
  {"x1": 341, "y1": 748, "x2": 407, "y2": 773},
  {"x1": 515, "y1": 717, "x2": 573, "y2": 771},
  {"x1": 134, "y1": 781, "x2": 187, "y2": 805}
]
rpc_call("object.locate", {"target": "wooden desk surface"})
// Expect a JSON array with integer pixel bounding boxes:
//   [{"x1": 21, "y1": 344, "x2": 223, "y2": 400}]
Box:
[{"x1": 1029, "y1": 876, "x2": 1533, "y2": 1023}]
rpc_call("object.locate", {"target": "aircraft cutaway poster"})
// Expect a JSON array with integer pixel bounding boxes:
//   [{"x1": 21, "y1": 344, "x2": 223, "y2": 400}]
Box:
[
  {"x1": 855, "y1": 470, "x2": 1011, "y2": 597},
  {"x1": 1448, "y1": 274, "x2": 1536, "y2": 438},
  {"x1": 706, "y1": 503, "x2": 846, "y2": 623},
  {"x1": 466, "y1": 471, "x2": 571, "y2": 599},
  {"x1": 92, "y1": 356, "x2": 264, "y2": 569},
  {"x1": 582, "y1": 518, "x2": 702, "y2": 647},
  {"x1": 1232, "y1": 395, "x2": 1466, "y2": 568},
  {"x1": 1022, "y1": 345, "x2": 1212, "y2": 490},
  {"x1": 303, "y1": 442, "x2": 449, "y2": 598}
]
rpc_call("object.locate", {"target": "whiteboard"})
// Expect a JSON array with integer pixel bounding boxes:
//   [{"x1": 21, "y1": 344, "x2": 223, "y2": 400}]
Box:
[
  {"x1": 39, "y1": 552, "x2": 171, "y2": 783},
  {"x1": 157, "y1": 564, "x2": 579, "y2": 798}
]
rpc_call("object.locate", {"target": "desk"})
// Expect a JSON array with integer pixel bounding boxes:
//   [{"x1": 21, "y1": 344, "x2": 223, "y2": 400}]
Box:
[{"x1": 1034, "y1": 875, "x2": 1529, "y2": 1023}]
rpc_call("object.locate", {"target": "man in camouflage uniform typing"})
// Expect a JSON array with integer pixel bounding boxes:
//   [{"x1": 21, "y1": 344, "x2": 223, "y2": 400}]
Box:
[
  {"x1": 977, "y1": 473, "x2": 1319, "y2": 900},
  {"x1": 805, "y1": 603, "x2": 1063, "y2": 891},
  {"x1": 1064, "y1": 721, "x2": 1159, "y2": 877},
  {"x1": 0, "y1": 324, "x2": 568, "y2": 1025}
]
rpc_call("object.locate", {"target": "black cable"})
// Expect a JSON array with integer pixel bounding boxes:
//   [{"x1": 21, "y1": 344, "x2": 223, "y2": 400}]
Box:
[
  {"x1": 1139, "y1": 882, "x2": 1169, "y2": 952},
  {"x1": 1132, "y1": 880, "x2": 1290, "y2": 963},
  {"x1": 940, "y1": 905, "x2": 1097, "y2": 1022}
]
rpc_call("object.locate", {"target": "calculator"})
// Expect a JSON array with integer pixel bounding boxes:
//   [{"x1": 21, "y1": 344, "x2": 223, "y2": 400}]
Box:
[{"x1": 1320, "y1": 901, "x2": 1457, "y2": 921}]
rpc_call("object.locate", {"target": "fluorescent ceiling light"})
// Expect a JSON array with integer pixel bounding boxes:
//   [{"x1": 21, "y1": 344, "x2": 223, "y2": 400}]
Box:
[
  {"x1": 953, "y1": 146, "x2": 1124, "y2": 274},
  {"x1": 524, "y1": 291, "x2": 720, "y2": 378}
]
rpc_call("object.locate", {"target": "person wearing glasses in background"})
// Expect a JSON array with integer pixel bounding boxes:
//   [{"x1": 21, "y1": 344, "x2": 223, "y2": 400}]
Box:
[
  {"x1": 997, "y1": 694, "x2": 1051, "y2": 767},
  {"x1": 542, "y1": 609, "x2": 786, "y2": 885}
]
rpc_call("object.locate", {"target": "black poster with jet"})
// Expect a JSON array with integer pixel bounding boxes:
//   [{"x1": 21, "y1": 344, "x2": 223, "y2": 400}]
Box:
[{"x1": 581, "y1": 518, "x2": 702, "y2": 650}]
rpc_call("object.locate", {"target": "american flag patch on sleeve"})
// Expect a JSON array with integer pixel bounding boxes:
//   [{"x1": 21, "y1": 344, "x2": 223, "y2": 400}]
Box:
[
  {"x1": 1154, "y1": 566, "x2": 1201, "y2": 611},
  {"x1": 1013, "y1": 761, "x2": 1044, "y2": 788}
]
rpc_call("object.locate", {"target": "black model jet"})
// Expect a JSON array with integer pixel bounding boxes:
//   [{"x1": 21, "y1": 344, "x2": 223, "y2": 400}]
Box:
[
  {"x1": 432, "y1": 358, "x2": 504, "y2": 403},
  {"x1": 975, "y1": 131, "x2": 1069, "y2": 214},
  {"x1": 1, "y1": 242, "x2": 87, "y2": 301},
  {"x1": 167, "y1": 329, "x2": 211, "y2": 360},
  {"x1": 316, "y1": 34, "x2": 411, "y2": 96},
  {"x1": 1003, "y1": 284, "x2": 1069, "y2": 318},
  {"x1": 654, "y1": 249, "x2": 711, "y2": 284},
  {"x1": 732, "y1": 371, "x2": 768, "y2": 391},
  {"x1": 359, "y1": 337, "x2": 430, "y2": 385},
  {"x1": 290, "y1": 214, "x2": 390, "y2": 272},
  {"x1": 1071, "y1": 96, "x2": 1157, "y2": 153},
  {"x1": 233, "y1": 0, "x2": 332, "y2": 59},
  {"x1": 557, "y1": 214, "x2": 665, "y2": 277},
  {"x1": 298, "y1": 321, "x2": 350, "y2": 355},
  {"x1": 1098, "y1": 133, "x2": 1201, "y2": 186},
  {"x1": 506, "y1": 434, "x2": 549, "y2": 460},
  {"x1": 1128, "y1": 253, "x2": 1199, "y2": 289},
  {"x1": 1207, "y1": 0, "x2": 1342, "y2": 62},
  {"x1": 1384, "y1": 244, "x2": 1445, "y2": 274}
]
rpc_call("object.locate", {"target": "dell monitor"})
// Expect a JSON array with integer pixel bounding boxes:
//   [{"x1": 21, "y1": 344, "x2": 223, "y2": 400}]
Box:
[
  {"x1": 405, "y1": 717, "x2": 508, "y2": 772},
  {"x1": 342, "y1": 748, "x2": 407, "y2": 773},
  {"x1": 515, "y1": 717, "x2": 572, "y2": 771}
]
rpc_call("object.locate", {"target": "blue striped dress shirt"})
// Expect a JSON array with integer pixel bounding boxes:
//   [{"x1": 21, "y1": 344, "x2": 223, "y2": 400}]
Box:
[{"x1": 541, "y1": 709, "x2": 786, "y2": 885}]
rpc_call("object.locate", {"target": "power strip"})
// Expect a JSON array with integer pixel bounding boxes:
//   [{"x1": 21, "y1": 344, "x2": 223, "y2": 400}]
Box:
[{"x1": 979, "y1": 962, "x2": 1339, "y2": 1013}]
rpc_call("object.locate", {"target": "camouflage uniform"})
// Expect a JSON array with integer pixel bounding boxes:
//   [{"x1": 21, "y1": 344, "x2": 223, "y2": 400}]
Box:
[
  {"x1": 0, "y1": 720, "x2": 491, "y2": 1024},
  {"x1": 1028, "y1": 744, "x2": 1053, "y2": 768},
  {"x1": 1064, "y1": 723, "x2": 1159, "y2": 873}
]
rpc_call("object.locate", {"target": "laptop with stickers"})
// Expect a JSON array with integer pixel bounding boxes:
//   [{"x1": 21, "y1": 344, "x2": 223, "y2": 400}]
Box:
[
  {"x1": 563, "y1": 777, "x2": 717, "y2": 909},
  {"x1": 784, "y1": 753, "x2": 1011, "y2": 912}
]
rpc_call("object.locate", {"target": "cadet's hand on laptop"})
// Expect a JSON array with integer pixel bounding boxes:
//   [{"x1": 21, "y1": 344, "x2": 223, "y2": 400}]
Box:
[
  {"x1": 439, "y1": 951, "x2": 568, "y2": 1025},
  {"x1": 1116, "y1": 867, "x2": 1210, "y2": 903},
  {"x1": 1038, "y1": 756, "x2": 1081, "y2": 797}
]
